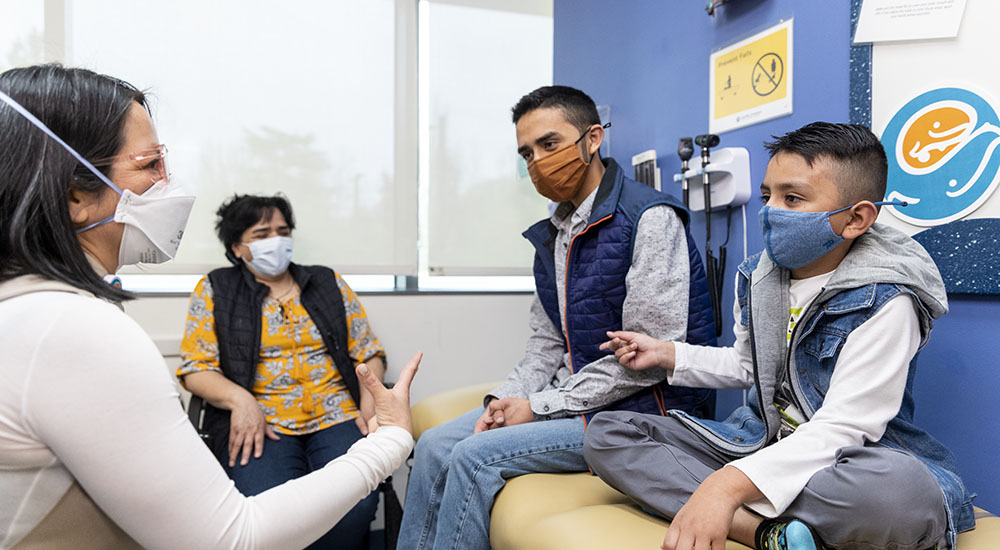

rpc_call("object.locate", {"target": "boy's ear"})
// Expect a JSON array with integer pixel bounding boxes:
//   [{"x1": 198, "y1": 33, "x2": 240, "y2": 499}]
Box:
[{"x1": 840, "y1": 201, "x2": 879, "y2": 240}]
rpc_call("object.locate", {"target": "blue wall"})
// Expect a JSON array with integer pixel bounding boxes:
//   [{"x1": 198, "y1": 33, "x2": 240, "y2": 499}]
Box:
[{"x1": 554, "y1": 0, "x2": 1000, "y2": 512}]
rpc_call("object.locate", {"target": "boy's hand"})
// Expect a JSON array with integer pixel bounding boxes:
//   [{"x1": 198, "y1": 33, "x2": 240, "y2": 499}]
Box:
[
  {"x1": 661, "y1": 466, "x2": 762, "y2": 550},
  {"x1": 601, "y1": 331, "x2": 675, "y2": 371},
  {"x1": 660, "y1": 482, "x2": 738, "y2": 550},
  {"x1": 473, "y1": 397, "x2": 534, "y2": 433}
]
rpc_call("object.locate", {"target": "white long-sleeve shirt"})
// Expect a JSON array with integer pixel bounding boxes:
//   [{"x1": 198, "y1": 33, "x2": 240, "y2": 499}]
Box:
[
  {"x1": 0, "y1": 289, "x2": 413, "y2": 549},
  {"x1": 670, "y1": 275, "x2": 921, "y2": 517}
]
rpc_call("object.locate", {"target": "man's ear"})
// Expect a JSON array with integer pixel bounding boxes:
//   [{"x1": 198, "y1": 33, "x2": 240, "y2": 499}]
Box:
[
  {"x1": 840, "y1": 201, "x2": 879, "y2": 240},
  {"x1": 585, "y1": 124, "x2": 604, "y2": 159},
  {"x1": 67, "y1": 186, "x2": 104, "y2": 227}
]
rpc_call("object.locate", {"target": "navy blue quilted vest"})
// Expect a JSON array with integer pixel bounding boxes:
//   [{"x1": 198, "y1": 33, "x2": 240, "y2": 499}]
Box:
[{"x1": 524, "y1": 159, "x2": 716, "y2": 423}]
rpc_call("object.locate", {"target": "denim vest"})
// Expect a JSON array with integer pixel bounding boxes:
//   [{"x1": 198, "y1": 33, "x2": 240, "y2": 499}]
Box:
[
  {"x1": 669, "y1": 251, "x2": 974, "y2": 544},
  {"x1": 524, "y1": 159, "x2": 717, "y2": 422}
]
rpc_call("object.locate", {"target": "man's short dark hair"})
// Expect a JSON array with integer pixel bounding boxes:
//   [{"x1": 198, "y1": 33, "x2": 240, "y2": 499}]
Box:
[
  {"x1": 215, "y1": 194, "x2": 296, "y2": 266},
  {"x1": 511, "y1": 85, "x2": 601, "y2": 132},
  {"x1": 764, "y1": 122, "x2": 888, "y2": 206}
]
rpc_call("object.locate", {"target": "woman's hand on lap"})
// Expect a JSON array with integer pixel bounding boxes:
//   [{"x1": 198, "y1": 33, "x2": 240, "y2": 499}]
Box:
[{"x1": 227, "y1": 391, "x2": 280, "y2": 467}]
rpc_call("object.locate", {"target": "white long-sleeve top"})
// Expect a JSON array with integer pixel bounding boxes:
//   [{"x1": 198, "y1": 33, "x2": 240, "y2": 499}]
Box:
[
  {"x1": 670, "y1": 275, "x2": 921, "y2": 517},
  {"x1": 0, "y1": 289, "x2": 413, "y2": 550}
]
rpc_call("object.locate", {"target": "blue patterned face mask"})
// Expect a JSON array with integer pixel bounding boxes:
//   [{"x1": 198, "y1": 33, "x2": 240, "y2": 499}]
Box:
[{"x1": 759, "y1": 201, "x2": 906, "y2": 270}]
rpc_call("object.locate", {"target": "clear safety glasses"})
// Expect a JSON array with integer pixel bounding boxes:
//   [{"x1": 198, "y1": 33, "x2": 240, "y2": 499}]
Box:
[
  {"x1": 90, "y1": 143, "x2": 171, "y2": 184},
  {"x1": 127, "y1": 144, "x2": 171, "y2": 184}
]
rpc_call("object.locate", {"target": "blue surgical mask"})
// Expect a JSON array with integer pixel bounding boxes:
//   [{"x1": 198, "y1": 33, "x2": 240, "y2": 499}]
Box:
[{"x1": 759, "y1": 201, "x2": 906, "y2": 270}]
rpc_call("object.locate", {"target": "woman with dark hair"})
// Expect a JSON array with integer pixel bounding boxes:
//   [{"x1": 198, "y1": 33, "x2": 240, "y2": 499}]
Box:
[
  {"x1": 178, "y1": 193, "x2": 390, "y2": 549},
  {"x1": 0, "y1": 64, "x2": 419, "y2": 550}
]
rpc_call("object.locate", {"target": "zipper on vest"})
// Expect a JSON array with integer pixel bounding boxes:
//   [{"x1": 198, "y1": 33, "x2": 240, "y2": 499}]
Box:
[{"x1": 562, "y1": 213, "x2": 613, "y2": 373}]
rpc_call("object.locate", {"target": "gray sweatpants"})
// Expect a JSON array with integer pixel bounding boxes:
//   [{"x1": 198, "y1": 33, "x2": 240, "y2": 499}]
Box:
[{"x1": 583, "y1": 411, "x2": 948, "y2": 550}]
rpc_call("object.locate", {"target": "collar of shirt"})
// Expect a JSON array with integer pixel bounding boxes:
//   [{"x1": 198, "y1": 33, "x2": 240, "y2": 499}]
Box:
[{"x1": 550, "y1": 186, "x2": 600, "y2": 235}]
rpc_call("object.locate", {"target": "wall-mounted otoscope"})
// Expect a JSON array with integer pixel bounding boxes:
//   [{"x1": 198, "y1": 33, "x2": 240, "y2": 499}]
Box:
[
  {"x1": 694, "y1": 133, "x2": 724, "y2": 336},
  {"x1": 695, "y1": 133, "x2": 720, "y2": 239},
  {"x1": 677, "y1": 137, "x2": 694, "y2": 207},
  {"x1": 672, "y1": 134, "x2": 751, "y2": 337}
]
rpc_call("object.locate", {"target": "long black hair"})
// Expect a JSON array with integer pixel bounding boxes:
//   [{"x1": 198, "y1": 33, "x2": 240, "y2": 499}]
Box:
[{"x1": 0, "y1": 64, "x2": 148, "y2": 302}]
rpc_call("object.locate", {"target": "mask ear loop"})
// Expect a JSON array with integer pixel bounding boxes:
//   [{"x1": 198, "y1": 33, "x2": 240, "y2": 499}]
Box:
[
  {"x1": 576, "y1": 122, "x2": 612, "y2": 163},
  {"x1": 75, "y1": 214, "x2": 117, "y2": 233},
  {"x1": 826, "y1": 200, "x2": 909, "y2": 236},
  {"x1": 828, "y1": 199, "x2": 909, "y2": 216}
]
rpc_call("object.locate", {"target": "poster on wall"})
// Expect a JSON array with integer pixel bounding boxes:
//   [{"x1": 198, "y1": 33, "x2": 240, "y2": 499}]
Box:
[
  {"x1": 709, "y1": 18, "x2": 793, "y2": 134},
  {"x1": 854, "y1": 0, "x2": 967, "y2": 43},
  {"x1": 872, "y1": 0, "x2": 1000, "y2": 235},
  {"x1": 879, "y1": 86, "x2": 1000, "y2": 227},
  {"x1": 870, "y1": 0, "x2": 1000, "y2": 293}
]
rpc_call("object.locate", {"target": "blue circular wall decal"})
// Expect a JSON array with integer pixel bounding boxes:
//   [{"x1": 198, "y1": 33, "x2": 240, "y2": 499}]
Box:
[{"x1": 881, "y1": 87, "x2": 1000, "y2": 227}]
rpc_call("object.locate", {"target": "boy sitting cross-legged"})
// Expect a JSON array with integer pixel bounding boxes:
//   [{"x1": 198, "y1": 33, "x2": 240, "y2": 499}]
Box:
[{"x1": 585, "y1": 122, "x2": 974, "y2": 550}]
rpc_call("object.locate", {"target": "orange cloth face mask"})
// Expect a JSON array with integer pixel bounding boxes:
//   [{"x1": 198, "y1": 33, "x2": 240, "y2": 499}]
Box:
[{"x1": 527, "y1": 131, "x2": 591, "y2": 203}]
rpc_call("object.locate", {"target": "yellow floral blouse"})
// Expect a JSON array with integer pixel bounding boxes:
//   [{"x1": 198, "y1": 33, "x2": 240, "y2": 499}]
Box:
[{"x1": 178, "y1": 274, "x2": 385, "y2": 435}]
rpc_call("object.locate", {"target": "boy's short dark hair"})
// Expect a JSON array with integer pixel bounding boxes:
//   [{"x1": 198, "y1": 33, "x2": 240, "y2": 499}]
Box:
[
  {"x1": 511, "y1": 85, "x2": 601, "y2": 132},
  {"x1": 215, "y1": 194, "x2": 296, "y2": 266},
  {"x1": 764, "y1": 122, "x2": 888, "y2": 206}
]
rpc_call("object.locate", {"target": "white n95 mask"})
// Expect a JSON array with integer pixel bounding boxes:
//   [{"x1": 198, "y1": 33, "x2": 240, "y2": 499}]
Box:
[
  {"x1": 244, "y1": 236, "x2": 293, "y2": 277},
  {"x1": 114, "y1": 179, "x2": 196, "y2": 266}
]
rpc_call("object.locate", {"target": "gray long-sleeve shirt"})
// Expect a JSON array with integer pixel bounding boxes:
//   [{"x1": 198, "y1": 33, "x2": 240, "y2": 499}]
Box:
[{"x1": 488, "y1": 187, "x2": 690, "y2": 418}]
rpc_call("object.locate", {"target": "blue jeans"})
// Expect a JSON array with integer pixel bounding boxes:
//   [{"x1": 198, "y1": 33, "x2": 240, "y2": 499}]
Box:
[
  {"x1": 225, "y1": 419, "x2": 378, "y2": 550},
  {"x1": 398, "y1": 407, "x2": 587, "y2": 550}
]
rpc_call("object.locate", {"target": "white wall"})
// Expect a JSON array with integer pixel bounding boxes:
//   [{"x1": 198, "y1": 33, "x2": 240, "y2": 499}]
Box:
[{"x1": 123, "y1": 291, "x2": 535, "y2": 406}]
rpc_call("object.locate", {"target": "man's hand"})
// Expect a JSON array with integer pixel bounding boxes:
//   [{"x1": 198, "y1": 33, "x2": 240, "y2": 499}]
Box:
[
  {"x1": 473, "y1": 403, "x2": 501, "y2": 434},
  {"x1": 228, "y1": 391, "x2": 280, "y2": 467},
  {"x1": 355, "y1": 351, "x2": 421, "y2": 435},
  {"x1": 660, "y1": 467, "x2": 762, "y2": 550},
  {"x1": 601, "y1": 330, "x2": 675, "y2": 371},
  {"x1": 473, "y1": 397, "x2": 535, "y2": 433}
]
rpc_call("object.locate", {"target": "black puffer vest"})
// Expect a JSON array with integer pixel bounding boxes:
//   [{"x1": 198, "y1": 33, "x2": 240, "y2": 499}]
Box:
[{"x1": 200, "y1": 263, "x2": 358, "y2": 462}]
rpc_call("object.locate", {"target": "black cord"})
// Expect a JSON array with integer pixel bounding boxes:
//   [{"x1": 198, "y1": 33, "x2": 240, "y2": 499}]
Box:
[
  {"x1": 705, "y1": 206, "x2": 732, "y2": 337},
  {"x1": 720, "y1": 206, "x2": 733, "y2": 248}
]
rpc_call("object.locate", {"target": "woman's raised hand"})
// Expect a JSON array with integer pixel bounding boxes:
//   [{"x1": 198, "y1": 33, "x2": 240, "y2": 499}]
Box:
[{"x1": 355, "y1": 351, "x2": 422, "y2": 435}]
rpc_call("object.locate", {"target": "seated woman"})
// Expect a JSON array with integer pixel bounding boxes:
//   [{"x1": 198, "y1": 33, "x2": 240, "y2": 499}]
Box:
[
  {"x1": 0, "y1": 64, "x2": 419, "y2": 550},
  {"x1": 179, "y1": 194, "x2": 388, "y2": 549}
]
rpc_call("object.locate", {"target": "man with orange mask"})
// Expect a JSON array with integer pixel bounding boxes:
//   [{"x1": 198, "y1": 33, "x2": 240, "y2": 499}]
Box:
[{"x1": 398, "y1": 86, "x2": 715, "y2": 550}]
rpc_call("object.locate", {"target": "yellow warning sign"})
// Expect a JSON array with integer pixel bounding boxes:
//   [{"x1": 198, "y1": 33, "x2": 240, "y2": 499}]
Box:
[{"x1": 710, "y1": 19, "x2": 793, "y2": 134}]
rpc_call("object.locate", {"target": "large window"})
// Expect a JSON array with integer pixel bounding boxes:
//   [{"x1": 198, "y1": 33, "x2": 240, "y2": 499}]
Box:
[
  {"x1": 421, "y1": 0, "x2": 553, "y2": 275},
  {"x1": 0, "y1": 0, "x2": 553, "y2": 288}
]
